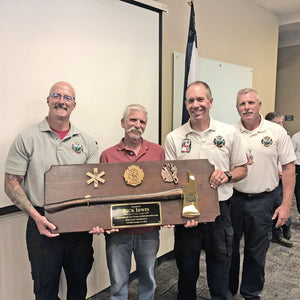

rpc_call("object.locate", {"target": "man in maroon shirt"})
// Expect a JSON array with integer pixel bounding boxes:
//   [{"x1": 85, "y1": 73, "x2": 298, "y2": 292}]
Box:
[{"x1": 94, "y1": 104, "x2": 164, "y2": 300}]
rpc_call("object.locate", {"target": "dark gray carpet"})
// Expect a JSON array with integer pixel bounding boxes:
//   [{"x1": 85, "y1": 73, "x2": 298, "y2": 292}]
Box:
[{"x1": 89, "y1": 199, "x2": 300, "y2": 299}]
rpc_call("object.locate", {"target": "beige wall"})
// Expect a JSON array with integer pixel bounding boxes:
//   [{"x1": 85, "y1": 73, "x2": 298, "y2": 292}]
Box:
[
  {"x1": 0, "y1": 212, "x2": 173, "y2": 299},
  {"x1": 160, "y1": 0, "x2": 279, "y2": 143},
  {"x1": 275, "y1": 45, "x2": 300, "y2": 136}
]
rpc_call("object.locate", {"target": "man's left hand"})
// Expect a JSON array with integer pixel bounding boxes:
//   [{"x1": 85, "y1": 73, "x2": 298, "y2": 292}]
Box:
[
  {"x1": 272, "y1": 205, "x2": 290, "y2": 228},
  {"x1": 209, "y1": 170, "x2": 228, "y2": 189}
]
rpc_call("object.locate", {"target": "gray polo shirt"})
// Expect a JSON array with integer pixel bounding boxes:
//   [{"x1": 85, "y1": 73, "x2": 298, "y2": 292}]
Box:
[{"x1": 5, "y1": 118, "x2": 99, "y2": 207}]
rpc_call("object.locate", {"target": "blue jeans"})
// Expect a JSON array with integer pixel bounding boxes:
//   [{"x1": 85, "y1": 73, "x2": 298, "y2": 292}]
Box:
[
  {"x1": 105, "y1": 230, "x2": 159, "y2": 300},
  {"x1": 26, "y1": 215, "x2": 93, "y2": 300}
]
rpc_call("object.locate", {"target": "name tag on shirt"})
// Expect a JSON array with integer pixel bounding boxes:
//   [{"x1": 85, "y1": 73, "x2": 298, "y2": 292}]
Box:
[{"x1": 181, "y1": 139, "x2": 191, "y2": 153}]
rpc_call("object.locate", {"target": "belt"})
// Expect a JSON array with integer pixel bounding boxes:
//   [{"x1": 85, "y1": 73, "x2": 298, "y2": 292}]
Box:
[{"x1": 233, "y1": 189, "x2": 273, "y2": 199}]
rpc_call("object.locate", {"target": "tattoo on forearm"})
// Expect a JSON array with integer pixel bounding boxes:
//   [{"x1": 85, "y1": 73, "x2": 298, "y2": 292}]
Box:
[{"x1": 4, "y1": 173, "x2": 32, "y2": 214}]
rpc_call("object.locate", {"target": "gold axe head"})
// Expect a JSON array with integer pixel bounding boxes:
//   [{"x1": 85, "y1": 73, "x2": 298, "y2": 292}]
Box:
[{"x1": 182, "y1": 170, "x2": 200, "y2": 218}]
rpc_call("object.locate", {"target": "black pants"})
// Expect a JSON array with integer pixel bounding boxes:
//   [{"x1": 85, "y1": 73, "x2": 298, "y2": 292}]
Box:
[
  {"x1": 174, "y1": 200, "x2": 234, "y2": 300},
  {"x1": 295, "y1": 164, "x2": 300, "y2": 214},
  {"x1": 229, "y1": 188, "x2": 276, "y2": 299},
  {"x1": 26, "y1": 215, "x2": 94, "y2": 300},
  {"x1": 272, "y1": 180, "x2": 291, "y2": 238}
]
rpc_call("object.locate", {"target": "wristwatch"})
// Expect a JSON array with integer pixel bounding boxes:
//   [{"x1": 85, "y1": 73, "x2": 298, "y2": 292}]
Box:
[{"x1": 224, "y1": 171, "x2": 232, "y2": 182}]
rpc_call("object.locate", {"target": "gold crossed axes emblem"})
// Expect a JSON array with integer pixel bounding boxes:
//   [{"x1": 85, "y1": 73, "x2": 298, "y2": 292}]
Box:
[{"x1": 86, "y1": 168, "x2": 105, "y2": 188}]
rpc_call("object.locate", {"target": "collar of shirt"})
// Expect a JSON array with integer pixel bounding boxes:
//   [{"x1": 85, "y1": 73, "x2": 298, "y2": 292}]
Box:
[
  {"x1": 236, "y1": 114, "x2": 267, "y2": 134},
  {"x1": 184, "y1": 117, "x2": 217, "y2": 136},
  {"x1": 39, "y1": 117, "x2": 80, "y2": 137},
  {"x1": 115, "y1": 137, "x2": 149, "y2": 153}
]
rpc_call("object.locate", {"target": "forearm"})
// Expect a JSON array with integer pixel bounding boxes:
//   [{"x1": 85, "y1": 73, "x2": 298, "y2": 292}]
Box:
[
  {"x1": 4, "y1": 172, "x2": 34, "y2": 216},
  {"x1": 229, "y1": 164, "x2": 248, "y2": 183},
  {"x1": 281, "y1": 162, "x2": 296, "y2": 208},
  {"x1": 209, "y1": 164, "x2": 247, "y2": 188}
]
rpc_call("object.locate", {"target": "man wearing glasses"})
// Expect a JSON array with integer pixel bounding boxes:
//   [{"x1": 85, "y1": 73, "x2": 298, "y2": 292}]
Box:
[{"x1": 4, "y1": 81, "x2": 99, "y2": 300}]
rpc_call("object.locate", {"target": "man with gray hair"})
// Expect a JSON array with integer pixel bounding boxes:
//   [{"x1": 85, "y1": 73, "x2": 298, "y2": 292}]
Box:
[
  {"x1": 265, "y1": 111, "x2": 293, "y2": 247},
  {"x1": 93, "y1": 104, "x2": 165, "y2": 300},
  {"x1": 229, "y1": 88, "x2": 296, "y2": 299},
  {"x1": 265, "y1": 111, "x2": 284, "y2": 127}
]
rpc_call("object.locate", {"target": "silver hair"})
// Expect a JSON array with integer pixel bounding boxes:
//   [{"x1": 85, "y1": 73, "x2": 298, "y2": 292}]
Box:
[
  {"x1": 122, "y1": 104, "x2": 148, "y2": 121},
  {"x1": 237, "y1": 88, "x2": 260, "y2": 103}
]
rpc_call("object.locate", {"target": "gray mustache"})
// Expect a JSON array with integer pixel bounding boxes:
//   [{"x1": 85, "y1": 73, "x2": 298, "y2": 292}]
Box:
[{"x1": 127, "y1": 126, "x2": 143, "y2": 134}]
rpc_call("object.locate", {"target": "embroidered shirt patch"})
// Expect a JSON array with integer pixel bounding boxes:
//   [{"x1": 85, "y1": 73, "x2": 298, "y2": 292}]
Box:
[
  {"x1": 72, "y1": 143, "x2": 84, "y2": 154},
  {"x1": 261, "y1": 137, "x2": 273, "y2": 147},
  {"x1": 213, "y1": 136, "x2": 225, "y2": 148}
]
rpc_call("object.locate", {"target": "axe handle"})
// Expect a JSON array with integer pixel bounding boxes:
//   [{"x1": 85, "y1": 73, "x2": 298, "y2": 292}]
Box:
[{"x1": 45, "y1": 188, "x2": 183, "y2": 213}]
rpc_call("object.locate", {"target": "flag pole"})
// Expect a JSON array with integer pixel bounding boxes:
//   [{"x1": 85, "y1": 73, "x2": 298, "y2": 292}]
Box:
[{"x1": 182, "y1": 0, "x2": 199, "y2": 124}]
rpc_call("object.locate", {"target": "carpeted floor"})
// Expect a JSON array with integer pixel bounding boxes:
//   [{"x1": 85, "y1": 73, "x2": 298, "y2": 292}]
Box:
[{"x1": 89, "y1": 199, "x2": 300, "y2": 299}]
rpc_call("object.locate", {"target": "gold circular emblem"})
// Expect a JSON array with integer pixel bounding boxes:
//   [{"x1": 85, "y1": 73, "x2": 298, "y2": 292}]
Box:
[{"x1": 123, "y1": 165, "x2": 144, "y2": 186}]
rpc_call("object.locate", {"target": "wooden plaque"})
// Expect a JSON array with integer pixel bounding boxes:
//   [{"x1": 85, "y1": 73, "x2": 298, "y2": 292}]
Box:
[{"x1": 44, "y1": 159, "x2": 220, "y2": 233}]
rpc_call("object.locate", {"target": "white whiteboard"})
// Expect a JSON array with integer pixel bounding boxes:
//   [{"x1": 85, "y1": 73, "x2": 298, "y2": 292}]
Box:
[
  {"x1": 173, "y1": 52, "x2": 253, "y2": 129},
  {"x1": 0, "y1": 0, "x2": 161, "y2": 210}
]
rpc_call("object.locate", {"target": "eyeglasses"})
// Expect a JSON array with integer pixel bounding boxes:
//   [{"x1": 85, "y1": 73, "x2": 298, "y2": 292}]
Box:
[{"x1": 49, "y1": 93, "x2": 75, "y2": 102}]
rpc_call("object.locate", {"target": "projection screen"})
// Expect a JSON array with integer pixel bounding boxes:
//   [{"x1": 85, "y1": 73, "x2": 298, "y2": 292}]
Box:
[{"x1": 0, "y1": 0, "x2": 162, "y2": 212}]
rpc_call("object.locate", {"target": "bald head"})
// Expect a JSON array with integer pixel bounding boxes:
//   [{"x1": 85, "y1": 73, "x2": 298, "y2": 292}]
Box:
[{"x1": 49, "y1": 81, "x2": 76, "y2": 99}]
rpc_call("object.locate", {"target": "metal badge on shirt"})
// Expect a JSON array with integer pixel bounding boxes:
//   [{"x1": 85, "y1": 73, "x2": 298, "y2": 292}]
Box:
[
  {"x1": 246, "y1": 148, "x2": 254, "y2": 165},
  {"x1": 182, "y1": 139, "x2": 191, "y2": 153}
]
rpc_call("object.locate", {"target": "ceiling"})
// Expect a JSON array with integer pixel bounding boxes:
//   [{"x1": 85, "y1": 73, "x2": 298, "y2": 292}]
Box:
[
  {"x1": 250, "y1": 0, "x2": 300, "y2": 24},
  {"x1": 250, "y1": 0, "x2": 300, "y2": 47}
]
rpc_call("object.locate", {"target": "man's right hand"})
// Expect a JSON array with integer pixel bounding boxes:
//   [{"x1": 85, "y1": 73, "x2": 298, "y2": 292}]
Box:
[
  {"x1": 34, "y1": 214, "x2": 60, "y2": 238},
  {"x1": 184, "y1": 219, "x2": 199, "y2": 228},
  {"x1": 89, "y1": 226, "x2": 119, "y2": 235}
]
